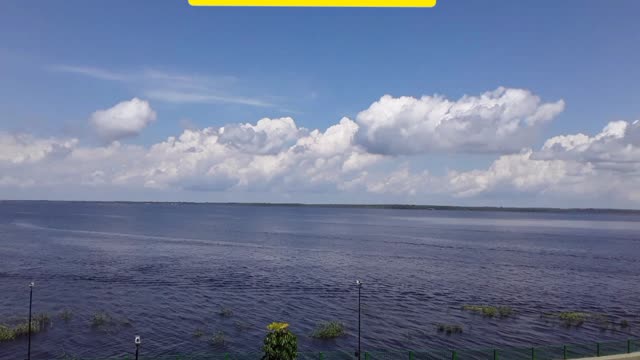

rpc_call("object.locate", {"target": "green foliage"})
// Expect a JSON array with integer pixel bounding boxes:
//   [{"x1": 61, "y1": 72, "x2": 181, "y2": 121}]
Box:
[
  {"x1": 0, "y1": 313, "x2": 51, "y2": 342},
  {"x1": 311, "y1": 321, "x2": 345, "y2": 339},
  {"x1": 210, "y1": 331, "x2": 226, "y2": 346},
  {"x1": 218, "y1": 307, "x2": 233, "y2": 317},
  {"x1": 436, "y1": 323, "x2": 463, "y2": 335},
  {"x1": 462, "y1": 305, "x2": 513, "y2": 318},
  {"x1": 262, "y1": 322, "x2": 297, "y2": 360}
]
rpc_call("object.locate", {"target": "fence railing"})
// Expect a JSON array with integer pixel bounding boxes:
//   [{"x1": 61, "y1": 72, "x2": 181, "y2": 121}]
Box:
[{"x1": 79, "y1": 339, "x2": 640, "y2": 360}]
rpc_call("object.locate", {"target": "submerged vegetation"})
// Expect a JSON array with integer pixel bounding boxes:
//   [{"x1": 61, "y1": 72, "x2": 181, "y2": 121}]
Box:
[
  {"x1": 59, "y1": 309, "x2": 73, "y2": 322},
  {"x1": 0, "y1": 313, "x2": 51, "y2": 342},
  {"x1": 311, "y1": 321, "x2": 345, "y2": 339},
  {"x1": 210, "y1": 331, "x2": 226, "y2": 346},
  {"x1": 436, "y1": 323, "x2": 463, "y2": 335},
  {"x1": 462, "y1": 305, "x2": 514, "y2": 318},
  {"x1": 90, "y1": 312, "x2": 113, "y2": 327},
  {"x1": 193, "y1": 328, "x2": 204, "y2": 338},
  {"x1": 218, "y1": 307, "x2": 233, "y2": 317}
]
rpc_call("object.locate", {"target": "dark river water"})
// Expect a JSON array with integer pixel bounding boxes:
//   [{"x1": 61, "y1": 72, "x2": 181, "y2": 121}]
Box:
[{"x1": 1, "y1": 201, "x2": 639, "y2": 359}]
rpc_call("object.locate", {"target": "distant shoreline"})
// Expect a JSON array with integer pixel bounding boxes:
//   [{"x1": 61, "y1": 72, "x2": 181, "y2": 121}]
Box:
[{"x1": 1, "y1": 199, "x2": 640, "y2": 214}]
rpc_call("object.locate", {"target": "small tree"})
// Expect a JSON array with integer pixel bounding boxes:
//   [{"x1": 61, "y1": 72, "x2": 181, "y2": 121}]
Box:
[{"x1": 262, "y1": 322, "x2": 297, "y2": 360}]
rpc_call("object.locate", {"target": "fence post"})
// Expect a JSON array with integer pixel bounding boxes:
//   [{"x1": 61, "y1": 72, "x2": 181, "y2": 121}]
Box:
[
  {"x1": 451, "y1": 350, "x2": 457, "y2": 360},
  {"x1": 365, "y1": 352, "x2": 371, "y2": 360},
  {"x1": 320, "y1": 352, "x2": 324, "y2": 360},
  {"x1": 563, "y1": 345, "x2": 568, "y2": 360},
  {"x1": 224, "y1": 352, "x2": 230, "y2": 360},
  {"x1": 409, "y1": 351, "x2": 414, "y2": 360},
  {"x1": 531, "y1": 347, "x2": 536, "y2": 360},
  {"x1": 493, "y1": 349, "x2": 498, "y2": 360},
  {"x1": 628, "y1": 339, "x2": 632, "y2": 354},
  {"x1": 596, "y1": 342, "x2": 601, "y2": 357}
]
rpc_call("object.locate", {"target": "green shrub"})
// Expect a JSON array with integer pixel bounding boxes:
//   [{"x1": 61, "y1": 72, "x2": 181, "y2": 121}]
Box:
[
  {"x1": 263, "y1": 322, "x2": 297, "y2": 360},
  {"x1": 311, "y1": 321, "x2": 345, "y2": 339},
  {"x1": 193, "y1": 328, "x2": 204, "y2": 338}
]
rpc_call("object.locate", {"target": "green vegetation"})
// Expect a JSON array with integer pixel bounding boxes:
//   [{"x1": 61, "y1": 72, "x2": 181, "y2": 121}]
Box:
[
  {"x1": 311, "y1": 321, "x2": 345, "y2": 339},
  {"x1": 193, "y1": 328, "x2": 204, "y2": 338},
  {"x1": 436, "y1": 323, "x2": 463, "y2": 335},
  {"x1": 218, "y1": 307, "x2": 233, "y2": 317},
  {"x1": 59, "y1": 309, "x2": 73, "y2": 322},
  {"x1": 90, "y1": 312, "x2": 112, "y2": 327},
  {"x1": 0, "y1": 313, "x2": 51, "y2": 342},
  {"x1": 621, "y1": 319, "x2": 630, "y2": 328},
  {"x1": 557, "y1": 312, "x2": 589, "y2": 327},
  {"x1": 263, "y1": 322, "x2": 297, "y2": 360},
  {"x1": 210, "y1": 331, "x2": 226, "y2": 346},
  {"x1": 234, "y1": 320, "x2": 251, "y2": 331},
  {"x1": 462, "y1": 305, "x2": 514, "y2": 318}
]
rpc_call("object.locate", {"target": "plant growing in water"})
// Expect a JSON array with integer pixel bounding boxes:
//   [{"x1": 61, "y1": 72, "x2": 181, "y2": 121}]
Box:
[
  {"x1": 193, "y1": 328, "x2": 204, "y2": 338},
  {"x1": 263, "y1": 322, "x2": 297, "y2": 360},
  {"x1": 311, "y1": 321, "x2": 345, "y2": 339},
  {"x1": 436, "y1": 323, "x2": 463, "y2": 335},
  {"x1": 91, "y1": 312, "x2": 112, "y2": 327},
  {"x1": 210, "y1": 331, "x2": 226, "y2": 346},
  {"x1": 462, "y1": 305, "x2": 513, "y2": 318},
  {"x1": 59, "y1": 309, "x2": 73, "y2": 322},
  {"x1": 0, "y1": 313, "x2": 51, "y2": 342},
  {"x1": 218, "y1": 307, "x2": 233, "y2": 317}
]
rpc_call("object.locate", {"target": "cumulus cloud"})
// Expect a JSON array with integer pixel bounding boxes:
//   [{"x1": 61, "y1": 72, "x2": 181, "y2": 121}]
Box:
[
  {"x1": 2, "y1": 87, "x2": 640, "y2": 208},
  {"x1": 355, "y1": 87, "x2": 565, "y2": 155},
  {"x1": 535, "y1": 120, "x2": 640, "y2": 172},
  {"x1": 90, "y1": 98, "x2": 157, "y2": 141}
]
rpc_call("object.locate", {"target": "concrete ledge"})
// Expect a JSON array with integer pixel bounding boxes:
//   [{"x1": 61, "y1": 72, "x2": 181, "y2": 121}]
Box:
[{"x1": 577, "y1": 353, "x2": 640, "y2": 360}]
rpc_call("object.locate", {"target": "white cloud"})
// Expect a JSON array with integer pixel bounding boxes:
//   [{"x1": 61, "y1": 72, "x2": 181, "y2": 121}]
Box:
[
  {"x1": 0, "y1": 133, "x2": 78, "y2": 164},
  {"x1": 354, "y1": 87, "x2": 565, "y2": 155},
  {"x1": 2, "y1": 87, "x2": 640, "y2": 208},
  {"x1": 90, "y1": 98, "x2": 157, "y2": 141},
  {"x1": 50, "y1": 65, "x2": 274, "y2": 108}
]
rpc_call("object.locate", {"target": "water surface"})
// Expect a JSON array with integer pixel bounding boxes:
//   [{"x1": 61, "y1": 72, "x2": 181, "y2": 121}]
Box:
[{"x1": 1, "y1": 201, "x2": 639, "y2": 359}]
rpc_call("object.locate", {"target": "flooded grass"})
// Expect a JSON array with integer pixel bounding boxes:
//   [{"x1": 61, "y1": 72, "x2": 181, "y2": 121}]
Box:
[
  {"x1": 436, "y1": 323, "x2": 463, "y2": 335},
  {"x1": 0, "y1": 313, "x2": 51, "y2": 342},
  {"x1": 193, "y1": 328, "x2": 204, "y2": 338},
  {"x1": 311, "y1": 321, "x2": 345, "y2": 339},
  {"x1": 462, "y1": 305, "x2": 514, "y2": 318}
]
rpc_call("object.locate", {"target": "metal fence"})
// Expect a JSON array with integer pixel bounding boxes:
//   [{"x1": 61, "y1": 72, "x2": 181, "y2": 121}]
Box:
[{"x1": 86, "y1": 339, "x2": 640, "y2": 360}]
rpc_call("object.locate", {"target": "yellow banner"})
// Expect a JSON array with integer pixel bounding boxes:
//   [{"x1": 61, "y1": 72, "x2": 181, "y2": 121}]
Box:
[{"x1": 189, "y1": 0, "x2": 435, "y2": 7}]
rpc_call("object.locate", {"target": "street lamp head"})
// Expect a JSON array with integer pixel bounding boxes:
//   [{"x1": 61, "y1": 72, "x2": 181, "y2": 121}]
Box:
[
  {"x1": 29, "y1": 282, "x2": 34, "y2": 288},
  {"x1": 356, "y1": 280, "x2": 362, "y2": 287},
  {"x1": 134, "y1": 335, "x2": 141, "y2": 345}
]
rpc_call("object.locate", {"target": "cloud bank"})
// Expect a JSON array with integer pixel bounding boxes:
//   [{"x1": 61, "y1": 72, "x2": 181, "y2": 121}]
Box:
[{"x1": 1, "y1": 87, "x2": 638, "y2": 207}]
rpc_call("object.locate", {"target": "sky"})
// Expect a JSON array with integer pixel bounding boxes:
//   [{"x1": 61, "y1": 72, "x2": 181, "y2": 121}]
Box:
[{"x1": 1, "y1": 0, "x2": 639, "y2": 208}]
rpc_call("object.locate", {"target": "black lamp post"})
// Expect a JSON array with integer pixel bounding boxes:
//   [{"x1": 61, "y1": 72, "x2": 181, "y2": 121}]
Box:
[
  {"x1": 356, "y1": 280, "x2": 362, "y2": 360},
  {"x1": 27, "y1": 281, "x2": 34, "y2": 360},
  {"x1": 134, "y1": 336, "x2": 141, "y2": 360}
]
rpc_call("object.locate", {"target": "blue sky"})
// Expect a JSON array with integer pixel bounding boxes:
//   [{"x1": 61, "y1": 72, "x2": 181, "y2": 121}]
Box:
[{"x1": 1, "y1": 0, "x2": 639, "y2": 207}]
